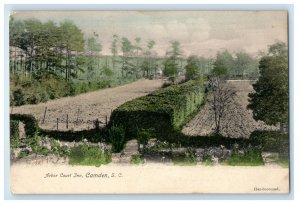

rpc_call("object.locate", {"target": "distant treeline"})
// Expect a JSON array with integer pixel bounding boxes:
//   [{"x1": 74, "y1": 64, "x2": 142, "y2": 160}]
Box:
[{"x1": 10, "y1": 17, "x2": 261, "y2": 106}]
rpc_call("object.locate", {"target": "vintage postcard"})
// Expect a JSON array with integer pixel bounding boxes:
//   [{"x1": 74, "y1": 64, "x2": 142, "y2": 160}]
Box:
[{"x1": 9, "y1": 10, "x2": 289, "y2": 194}]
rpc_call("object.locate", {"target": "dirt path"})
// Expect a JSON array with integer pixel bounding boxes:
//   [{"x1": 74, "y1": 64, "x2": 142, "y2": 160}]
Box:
[
  {"x1": 11, "y1": 79, "x2": 164, "y2": 131},
  {"x1": 182, "y1": 80, "x2": 279, "y2": 138}
]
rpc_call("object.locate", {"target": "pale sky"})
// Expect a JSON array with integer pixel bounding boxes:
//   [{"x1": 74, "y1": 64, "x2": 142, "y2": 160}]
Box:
[{"x1": 11, "y1": 11, "x2": 288, "y2": 57}]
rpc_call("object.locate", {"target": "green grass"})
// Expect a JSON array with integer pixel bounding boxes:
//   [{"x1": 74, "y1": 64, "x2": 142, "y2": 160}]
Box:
[
  {"x1": 273, "y1": 156, "x2": 289, "y2": 168},
  {"x1": 225, "y1": 148, "x2": 264, "y2": 166},
  {"x1": 69, "y1": 144, "x2": 112, "y2": 167},
  {"x1": 130, "y1": 154, "x2": 145, "y2": 165}
]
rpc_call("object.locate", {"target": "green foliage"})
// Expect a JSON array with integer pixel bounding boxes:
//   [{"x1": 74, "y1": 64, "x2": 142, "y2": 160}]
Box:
[
  {"x1": 69, "y1": 144, "x2": 112, "y2": 167},
  {"x1": 137, "y1": 128, "x2": 153, "y2": 151},
  {"x1": 10, "y1": 74, "x2": 73, "y2": 106},
  {"x1": 41, "y1": 128, "x2": 106, "y2": 143},
  {"x1": 185, "y1": 55, "x2": 200, "y2": 80},
  {"x1": 10, "y1": 114, "x2": 39, "y2": 137},
  {"x1": 201, "y1": 152, "x2": 213, "y2": 166},
  {"x1": 27, "y1": 131, "x2": 50, "y2": 156},
  {"x1": 225, "y1": 146, "x2": 264, "y2": 166},
  {"x1": 274, "y1": 155, "x2": 289, "y2": 168},
  {"x1": 211, "y1": 50, "x2": 259, "y2": 79},
  {"x1": 109, "y1": 79, "x2": 206, "y2": 142},
  {"x1": 48, "y1": 138, "x2": 70, "y2": 157},
  {"x1": 171, "y1": 149, "x2": 197, "y2": 166},
  {"x1": 10, "y1": 120, "x2": 20, "y2": 148},
  {"x1": 249, "y1": 130, "x2": 289, "y2": 154},
  {"x1": 130, "y1": 154, "x2": 145, "y2": 164},
  {"x1": 163, "y1": 56, "x2": 178, "y2": 77},
  {"x1": 247, "y1": 55, "x2": 288, "y2": 125},
  {"x1": 10, "y1": 113, "x2": 108, "y2": 143},
  {"x1": 179, "y1": 134, "x2": 250, "y2": 149},
  {"x1": 268, "y1": 41, "x2": 288, "y2": 57},
  {"x1": 108, "y1": 125, "x2": 126, "y2": 153},
  {"x1": 211, "y1": 61, "x2": 228, "y2": 77},
  {"x1": 234, "y1": 51, "x2": 259, "y2": 78},
  {"x1": 10, "y1": 18, "x2": 85, "y2": 81}
]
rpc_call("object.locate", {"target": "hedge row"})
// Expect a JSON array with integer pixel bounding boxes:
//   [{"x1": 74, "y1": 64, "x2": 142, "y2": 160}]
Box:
[
  {"x1": 40, "y1": 129, "x2": 108, "y2": 143},
  {"x1": 10, "y1": 113, "x2": 107, "y2": 142},
  {"x1": 109, "y1": 79, "x2": 206, "y2": 141},
  {"x1": 249, "y1": 130, "x2": 289, "y2": 154},
  {"x1": 10, "y1": 114, "x2": 39, "y2": 137}
]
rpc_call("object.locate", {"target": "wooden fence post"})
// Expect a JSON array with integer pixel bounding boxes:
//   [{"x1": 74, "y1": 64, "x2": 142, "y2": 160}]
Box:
[
  {"x1": 57, "y1": 118, "x2": 59, "y2": 130},
  {"x1": 42, "y1": 106, "x2": 47, "y2": 124},
  {"x1": 76, "y1": 108, "x2": 80, "y2": 125},
  {"x1": 66, "y1": 114, "x2": 68, "y2": 129}
]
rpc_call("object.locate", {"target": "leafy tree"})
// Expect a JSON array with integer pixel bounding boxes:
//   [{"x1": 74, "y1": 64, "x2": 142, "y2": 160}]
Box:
[
  {"x1": 163, "y1": 56, "x2": 178, "y2": 77},
  {"x1": 163, "y1": 41, "x2": 183, "y2": 80},
  {"x1": 268, "y1": 41, "x2": 288, "y2": 57},
  {"x1": 247, "y1": 55, "x2": 288, "y2": 128},
  {"x1": 141, "y1": 39, "x2": 156, "y2": 78},
  {"x1": 120, "y1": 37, "x2": 133, "y2": 77},
  {"x1": 133, "y1": 37, "x2": 142, "y2": 78},
  {"x1": 110, "y1": 34, "x2": 119, "y2": 70},
  {"x1": 185, "y1": 55, "x2": 200, "y2": 80},
  {"x1": 211, "y1": 60, "x2": 228, "y2": 78},
  {"x1": 214, "y1": 50, "x2": 234, "y2": 76},
  {"x1": 86, "y1": 34, "x2": 102, "y2": 81},
  {"x1": 59, "y1": 20, "x2": 85, "y2": 81},
  {"x1": 234, "y1": 51, "x2": 259, "y2": 78}
]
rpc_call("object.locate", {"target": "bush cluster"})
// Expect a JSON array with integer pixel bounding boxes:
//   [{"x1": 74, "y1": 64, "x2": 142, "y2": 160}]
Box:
[
  {"x1": 249, "y1": 130, "x2": 289, "y2": 155},
  {"x1": 69, "y1": 144, "x2": 112, "y2": 167}
]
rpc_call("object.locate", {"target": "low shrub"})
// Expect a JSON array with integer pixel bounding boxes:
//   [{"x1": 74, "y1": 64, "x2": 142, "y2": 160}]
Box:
[
  {"x1": 130, "y1": 154, "x2": 145, "y2": 164},
  {"x1": 171, "y1": 149, "x2": 197, "y2": 166},
  {"x1": 10, "y1": 120, "x2": 20, "y2": 148},
  {"x1": 225, "y1": 146, "x2": 264, "y2": 166},
  {"x1": 26, "y1": 131, "x2": 50, "y2": 156},
  {"x1": 137, "y1": 128, "x2": 153, "y2": 151},
  {"x1": 249, "y1": 130, "x2": 289, "y2": 155},
  {"x1": 69, "y1": 144, "x2": 111, "y2": 167},
  {"x1": 40, "y1": 128, "x2": 106, "y2": 143},
  {"x1": 108, "y1": 125, "x2": 126, "y2": 153},
  {"x1": 179, "y1": 134, "x2": 250, "y2": 149}
]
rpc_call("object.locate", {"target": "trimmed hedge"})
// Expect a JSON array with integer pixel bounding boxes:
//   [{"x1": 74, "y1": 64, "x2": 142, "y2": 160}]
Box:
[
  {"x1": 10, "y1": 114, "x2": 39, "y2": 137},
  {"x1": 109, "y1": 79, "x2": 206, "y2": 141},
  {"x1": 249, "y1": 130, "x2": 289, "y2": 154},
  {"x1": 40, "y1": 128, "x2": 108, "y2": 143},
  {"x1": 10, "y1": 113, "x2": 107, "y2": 142},
  {"x1": 180, "y1": 135, "x2": 250, "y2": 149}
]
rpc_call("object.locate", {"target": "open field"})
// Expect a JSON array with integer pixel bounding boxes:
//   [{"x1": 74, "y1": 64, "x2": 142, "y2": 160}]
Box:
[
  {"x1": 182, "y1": 80, "x2": 279, "y2": 138},
  {"x1": 11, "y1": 79, "x2": 164, "y2": 131},
  {"x1": 10, "y1": 162, "x2": 289, "y2": 194}
]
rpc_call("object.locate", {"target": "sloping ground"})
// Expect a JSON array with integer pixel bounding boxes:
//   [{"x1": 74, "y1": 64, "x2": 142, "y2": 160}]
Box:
[
  {"x1": 182, "y1": 80, "x2": 279, "y2": 138},
  {"x1": 11, "y1": 79, "x2": 164, "y2": 131}
]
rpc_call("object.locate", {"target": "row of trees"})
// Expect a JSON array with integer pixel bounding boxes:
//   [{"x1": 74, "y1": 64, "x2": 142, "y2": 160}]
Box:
[
  {"x1": 10, "y1": 18, "x2": 85, "y2": 81},
  {"x1": 10, "y1": 17, "x2": 261, "y2": 84},
  {"x1": 9, "y1": 17, "x2": 161, "y2": 82}
]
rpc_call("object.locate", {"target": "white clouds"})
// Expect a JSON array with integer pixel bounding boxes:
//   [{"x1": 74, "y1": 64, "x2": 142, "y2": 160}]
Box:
[{"x1": 12, "y1": 11, "x2": 287, "y2": 57}]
